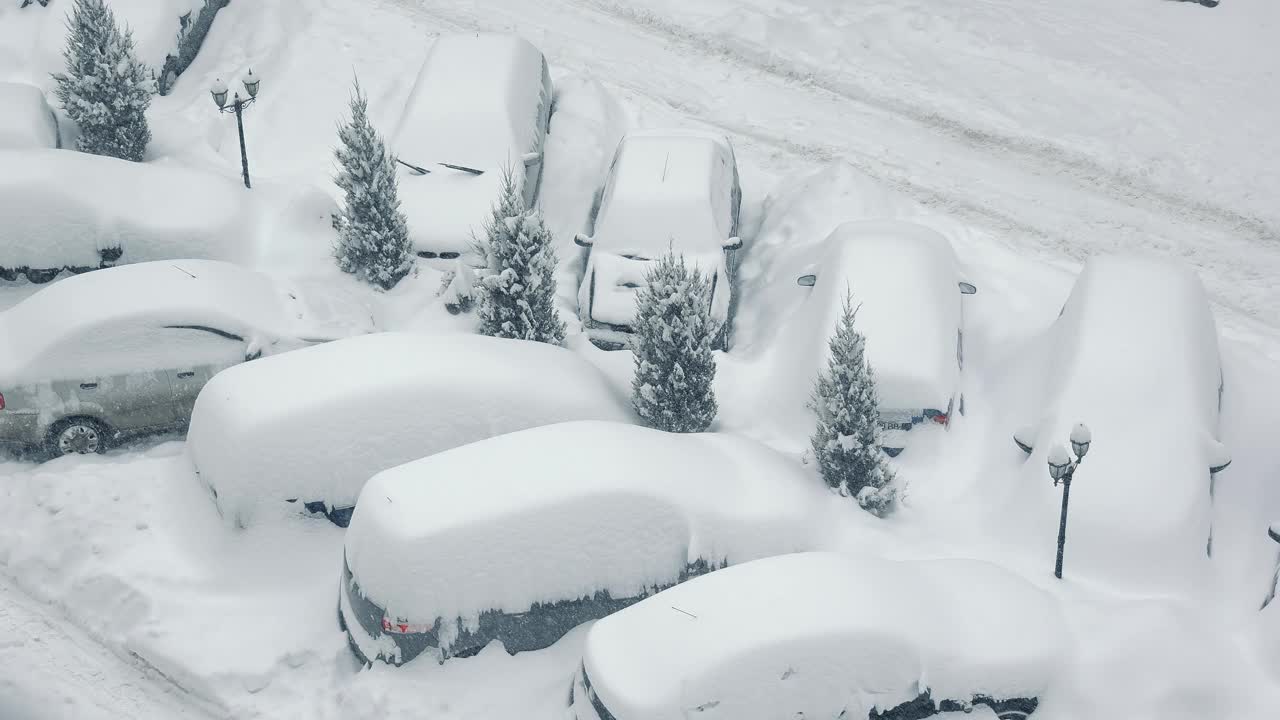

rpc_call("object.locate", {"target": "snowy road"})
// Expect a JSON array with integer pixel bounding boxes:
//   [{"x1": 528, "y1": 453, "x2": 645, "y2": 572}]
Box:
[
  {"x1": 0, "y1": 576, "x2": 219, "y2": 720},
  {"x1": 384, "y1": 0, "x2": 1280, "y2": 348}
]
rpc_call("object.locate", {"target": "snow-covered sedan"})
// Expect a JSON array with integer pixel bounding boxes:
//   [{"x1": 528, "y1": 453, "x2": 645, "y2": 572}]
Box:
[
  {"x1": 188, "y1": 334, "x2": 630, "y2": 528},
  {"x1": 391, "y1": 33, "x2": 553, "y2": 264},
  {"x1": 338, "y1": 421, "x2": 826, "y2": 665},
  {"x1": 0, "y1": 82, "x2": 58, "y2": 151},
  {"x1": 1008, "y1": 255, "x2": 1230, "y2": 590},
  {"x1": 786, "y1": 220, "x2": 977, "y2": 456},
  {"x1": 572, "y1": 552, "x2": 1065, "y2": 720},
  {"x1": 0, "y1": 260, "x2": 359, "y2": 458},
  {"x1": 575, "y1": 130, "x2": 742, "y2": 350}
]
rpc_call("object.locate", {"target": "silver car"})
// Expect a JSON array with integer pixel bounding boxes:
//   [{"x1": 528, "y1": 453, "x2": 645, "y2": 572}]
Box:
[{"x1": 0, "y1": 260, "x2": 359, "y2": 458}]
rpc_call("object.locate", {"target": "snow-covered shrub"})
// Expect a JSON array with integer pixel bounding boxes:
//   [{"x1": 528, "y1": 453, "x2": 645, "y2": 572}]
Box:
[
  {"x1": 475, "y1": 170, "x2": 564, "y2": 343},
  {"x1": 157, "y1": 0, "x2": 230, "y2": 96},
  {"x1": 52, "y1": 0, "x2": 153, "y2": 162},
  {"x1": 332, "y1": 80, "x2": 412, "y2": 290},
  {"x1": 809, "y1": 293, "x2": 896, "y2": 514},
  {"x1": 631, "y1": 254, "x2": 717, "y2": 433}
]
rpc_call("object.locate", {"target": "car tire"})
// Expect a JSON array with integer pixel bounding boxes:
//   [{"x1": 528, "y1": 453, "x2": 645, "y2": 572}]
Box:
[
  {"x1": 24, "y1": 267, "x2": 60, "y2": 284},
  {"x1": 0, "y1": 267, "x2": 18, "y2": 282},
  {"x1": 45, "y1": 417, "x2": 110, "y2": 458}
]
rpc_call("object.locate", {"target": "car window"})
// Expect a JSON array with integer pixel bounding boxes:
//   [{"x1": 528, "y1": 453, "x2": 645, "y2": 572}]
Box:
[{"x1": 38, "y1": 323, "x2": 245, "y2": 380}]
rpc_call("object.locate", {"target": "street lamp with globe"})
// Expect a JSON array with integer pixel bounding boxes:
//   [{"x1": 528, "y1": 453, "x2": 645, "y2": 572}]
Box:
[
  {"x1": 1047, "y1": 423, "x2": 1091, "y2": 579},
  {"x1": 211, "y1": 68, "x2": 262, "y2": 189}
]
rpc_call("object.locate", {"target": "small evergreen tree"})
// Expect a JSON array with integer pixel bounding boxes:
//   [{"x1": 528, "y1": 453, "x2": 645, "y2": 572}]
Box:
[
  {"x1": 810, "y1": 293, "x2": 896, "y2": 515},
  {"x1": 332, "y1": 80, "x2": 412, "y2": 290},
  {"x1": 631, "y1": 254, "x2": 717, "y2": 433},
  {"x1": 53, "y1": 0, "x2": 153, "y2": 161}
]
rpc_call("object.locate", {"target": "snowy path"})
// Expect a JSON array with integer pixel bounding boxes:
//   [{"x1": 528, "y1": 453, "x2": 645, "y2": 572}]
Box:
[
  {"x1": 0, "y1": 576, "x2": 219, "y2": 720},
  {"x1": 388, "y1": 0, "x2": 1280, "y2": 347}
]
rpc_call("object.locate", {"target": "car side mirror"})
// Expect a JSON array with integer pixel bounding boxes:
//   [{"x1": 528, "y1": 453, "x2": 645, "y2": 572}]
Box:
[
  {"x1": 959, "y1": 281, "x2": 978, "y2": 295},
  {"x1": 574, "y1": 233, "x2": 594, "y2": 248},
  {"x1": 521, "y1": 151, "x2": 542, "y2": 166},
  {"x1": 796, "y1": 274, "x2": 817, "y2": 287},
  {"x1": 1209, "y1": 443, "x2": 1232, "y2": 474},
  {"x1": 723, "y1": 236, "x2": 742, "y2": 251},
  {"x1": 1013, "y1": 425, "x2": 1036, "y2": 454}
]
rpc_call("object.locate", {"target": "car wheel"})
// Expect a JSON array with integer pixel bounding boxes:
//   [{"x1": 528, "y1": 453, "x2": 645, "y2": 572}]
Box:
[
  {"x1": 46, "y1": 418, "x2": 109, "y2": 457},
  {"x1": 0, "y1": 267, "x2": 18, "y2": 282},
  {"x1": 24, "y1": 267, "x2": 60, "y2": 284}
]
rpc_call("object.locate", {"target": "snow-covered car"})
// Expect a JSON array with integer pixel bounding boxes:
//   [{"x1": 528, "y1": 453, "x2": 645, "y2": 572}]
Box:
[
  {"x1": 0, "y1": 82, "x2": 58, "y2": 150},
  {"x1": 391, "y1": 33, "x2": 553, "y2": 264},
  {"x1": 338, "y1": 421, "x2": 826, "y2": 665},
  {"x1": 784, "y1": 219, "x2": 977, "y2": 456},
  {"x1": 572, "y1": 552, "x2": 1065, "y2": 720},
  {"x1": 1008, "y1": 255, "x2": 1229, "y2": 589},
  {"x1": 0, "y1": 149, "x2": 253, "y2": 283},
  {"x1": 0, "y1": 260, "x2": 356, "y2": 458},
  {"x1": 575, "y1": 130, "x2": 742, "y2": 350},
  {"x1": 188, "y1": 333, "x2": 630, "y2": 528}
]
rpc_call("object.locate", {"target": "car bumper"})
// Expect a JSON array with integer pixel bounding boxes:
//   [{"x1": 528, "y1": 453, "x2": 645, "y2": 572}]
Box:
[
  {"x1": 0, "y1": 411, "x2": 40, "y2": 447},
  {"x1": 339, "y1": 558, "x2": 440, "y2": 666}
]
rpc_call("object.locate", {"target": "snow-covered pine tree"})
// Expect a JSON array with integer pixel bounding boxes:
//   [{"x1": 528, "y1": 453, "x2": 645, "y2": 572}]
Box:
[
  {"x1": 332, "y1": 80, "x2": 412, "y2": 290},
  {"x1": 52, "y1": 0, "x2": 153, "y2": 161},
  {"x1": 475, "y1": 206, "x2": 565, "y2": 344},
  {"x1": 809, "y1": 292, "x2": 896, "y2": 515},
  {"x1": 631, "y1": 254, "x2": 718, "y2": 433}
]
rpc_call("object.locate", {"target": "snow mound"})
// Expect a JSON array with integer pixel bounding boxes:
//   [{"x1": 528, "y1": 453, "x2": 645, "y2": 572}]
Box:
[
  {"x1": 0, "y1": 82, "x2": 58, "y2": 149},
  {"x1": 344, "y1": 421, "x2": 828, "y2": 631},
  {"x1": 0, "y1": 260, "x2": 300, "y2": 382},
  {"x1": 583, "y1": 552, "x2": 1066, "y2": 720},
  {"x1": 0, "y1": 149, "x2": 255, "y2": 271},
  {"x1": 1007, "y1": 254, "x2": 1226, "y2": 591},
  {"x1": 188, "y1": 333, "x2": 632, "y2": 526}
]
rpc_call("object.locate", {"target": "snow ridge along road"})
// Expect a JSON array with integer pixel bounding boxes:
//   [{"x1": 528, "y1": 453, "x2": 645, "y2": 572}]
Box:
[{"x1": 393, "y1": 0, "x2": 1280, "y2": 340}]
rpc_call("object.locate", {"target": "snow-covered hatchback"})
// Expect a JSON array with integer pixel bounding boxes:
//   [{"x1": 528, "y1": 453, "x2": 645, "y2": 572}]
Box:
[
  {"x1": 338, "y1": 421, "x2": 825, "y2": 665},
  {"x1": 575, "y1": 130, "x2": 742, "y2": 350},
  {"x1": 572, "y1": 552, "x2": 1065, "y2": 720}
]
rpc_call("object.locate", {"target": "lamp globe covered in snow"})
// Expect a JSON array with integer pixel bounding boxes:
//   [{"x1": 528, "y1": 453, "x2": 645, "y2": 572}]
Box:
[
  {"x1": 243, "y1": 68, "x2": 261, "y2": 98},
  {"x1": 1047, "y1": 444, "x2": 1072, "y2": 484},
  {"x1": 210, "y1": 77, "x2": 229, "y2": 109},
  {"x1": 1070, "y1": 423, "x2": 1092, "y2": 460}
]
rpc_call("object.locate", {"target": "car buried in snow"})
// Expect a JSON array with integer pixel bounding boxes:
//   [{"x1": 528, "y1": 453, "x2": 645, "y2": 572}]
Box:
[
  {"x1": 0, "y1": 260, "x2": 363, "y2": 459},
  {"x1": 338, "y1": 421, "x2": 825, "y2": 666},
  {"x1": 391, "y1": 33, "x2": 553, "y2": 267},
  {"x1": 1009, "y1": 255, "x2": 1230, "y2": 589},
  {"x1": 575, "y1": 129, "x2": 742, "y2": 350},
  {"x1": 570, "y1": 552, "x2": 1065, "y2": 720},
  {"x1": 785, "y1": 219, "x2": 977, "y2": 456}
]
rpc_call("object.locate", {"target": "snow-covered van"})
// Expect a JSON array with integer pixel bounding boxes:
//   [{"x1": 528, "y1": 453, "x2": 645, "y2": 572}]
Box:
[
  {"x1": 0, "y1": 149, "x2": 253, "y2": 283},
  {"x1": 572, "y1": 552, "x2": 1065, "y2": 720},
  {"x1": 188, "y1": 334, "x2": 630, "y2": 528},
  {"x1": 338, "y1": 421, "x2": 826, "y2": 665},
  {"x1": 391, "y1": 33, "x2": 553, "y2": 265},
  {"x1": 1008, "y1": 255, "x2": 1230, "y2": 590},
  {"x1": 575, "y1": 129, "x2": 742, "y2": 350},
  {"x1": 0, "y1": 261, "x2": 355, "y2": 458},
  {"x1": 785, "y1": 220, "x2": 977, "y2": 456}
]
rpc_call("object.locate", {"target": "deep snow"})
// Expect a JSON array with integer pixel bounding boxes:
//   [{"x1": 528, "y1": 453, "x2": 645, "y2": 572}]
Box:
[{"x1": 2, "y1": 0, "x2": 1279, "y2": 718}]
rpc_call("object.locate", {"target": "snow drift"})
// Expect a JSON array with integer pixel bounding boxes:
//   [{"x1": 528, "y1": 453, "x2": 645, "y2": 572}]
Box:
[
  {"x1": 188, "y1": 333, "x2": 631, "y2": 526},
  {"x1": 0, "y1": 82, "x2": 58, "y2": 150}
]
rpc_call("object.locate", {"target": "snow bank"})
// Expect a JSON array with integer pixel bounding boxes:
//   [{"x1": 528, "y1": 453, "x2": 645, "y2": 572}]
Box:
[
  {"x1": 0, "y1": 82, "x2": 58, "y2": 149},
  {"x1": 344, "y1": 421, "x2": 828, "y2": 632},
  {"x1": 0, "y1": 149, "x2": 255, "y2": 270},
  {"x1": 0, "y1": 260, "x2": 300, "y2": 382},
  {"x1": 582, "y1": 552, "x2": 1066, "y2": 720},
  {"x1": 188, "y1": 333, "x2": 632, "y2": 525},
  {"x1": 1007, "y1": 255, "x2": 1225, "y2": 591}
]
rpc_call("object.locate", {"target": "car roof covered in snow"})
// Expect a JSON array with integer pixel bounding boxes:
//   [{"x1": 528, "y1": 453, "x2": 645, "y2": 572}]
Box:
[
  {"x1": 343, "y1": 421, "x2": 827, "y2": 632},
  {"x1": 1010, "y1": 254, "x2": 1225, "y2": 590},
  {"x1": 0, "y1": 260, "x2": 296, "y2": 381},
  {"x1": 392, "y1": 33, "x2": 547, "y2": 172},
  {"x1": 788, "y1": 219, "x2": 966, "y2": 410},
  {"x1": 583, "y1": 552, "x2": 1065, "y2": 720},
  {"x1": 591, "y1": 130, "x2": 735, "y2": 257},
  {"x1": 189, "y1": 334, "x2": 632, "y2": 526}
]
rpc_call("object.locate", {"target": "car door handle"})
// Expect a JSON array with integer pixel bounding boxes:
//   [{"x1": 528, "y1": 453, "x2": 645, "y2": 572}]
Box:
[
  {"x1": 79, "y1": 382, "x2": 98, "y2": 390},
  {"x1": 176, "y1": 371, "x2": 196, "y2": 379}
]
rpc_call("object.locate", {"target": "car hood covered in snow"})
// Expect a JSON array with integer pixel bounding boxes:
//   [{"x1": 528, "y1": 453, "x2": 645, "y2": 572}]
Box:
[
  {"x1": 395, "y1": 165, "x2": 513, "y2": 259},
  {"x1": 582, "y1": 552, "x2": 1066, "y2": 720}
]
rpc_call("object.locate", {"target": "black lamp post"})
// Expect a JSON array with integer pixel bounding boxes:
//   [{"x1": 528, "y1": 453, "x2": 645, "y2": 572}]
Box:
[
  {"x1": 211, "y1": 68, "x2": 261, "y2": 189},
  {"x1": 1047, "y1": 423, "x2": 1091, "y2": 579}
]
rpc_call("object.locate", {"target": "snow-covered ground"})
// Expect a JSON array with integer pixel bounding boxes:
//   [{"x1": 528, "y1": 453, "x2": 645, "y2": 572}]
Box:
[{"x1": 2, "y1": 0, "x2": 1279, "y2": 718}]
